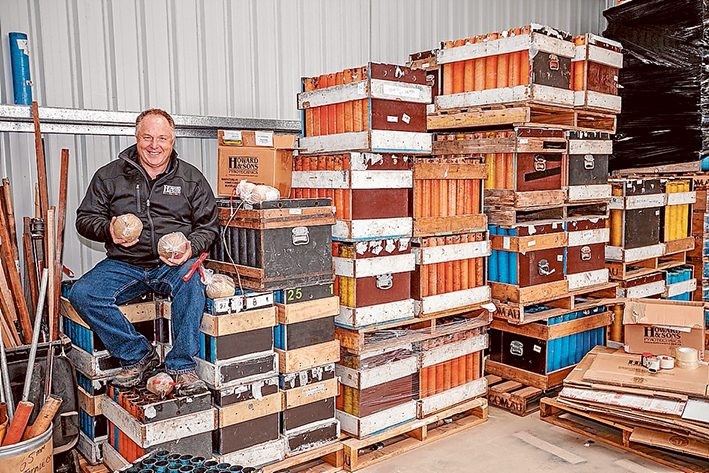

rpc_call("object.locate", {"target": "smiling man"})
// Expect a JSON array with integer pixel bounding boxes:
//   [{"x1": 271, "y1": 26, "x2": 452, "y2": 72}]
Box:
[{"x1": 68, "y1": 109, "x2": 219, "y2": 396}]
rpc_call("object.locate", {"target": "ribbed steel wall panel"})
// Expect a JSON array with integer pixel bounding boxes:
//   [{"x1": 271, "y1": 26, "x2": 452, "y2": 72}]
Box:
[{"x1": 0, "y1": 0, "x2": 609, "y2": 276}]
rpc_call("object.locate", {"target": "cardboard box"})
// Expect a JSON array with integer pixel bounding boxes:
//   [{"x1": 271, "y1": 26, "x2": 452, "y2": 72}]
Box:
[
  {"x1": 217, "y1": 130, "x2": 296, "y2": 198},
  {"x1": 622, "y1": 299, "x2": 705, "y2": 360},
  {"x1": 583, "y1": 352, "x2": 709, "y2": 397}
]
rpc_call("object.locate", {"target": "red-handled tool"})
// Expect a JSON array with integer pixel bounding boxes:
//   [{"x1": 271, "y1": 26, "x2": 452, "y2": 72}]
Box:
[{"x1": 183, "y1": 252, "x2": 209, "y2": 282}]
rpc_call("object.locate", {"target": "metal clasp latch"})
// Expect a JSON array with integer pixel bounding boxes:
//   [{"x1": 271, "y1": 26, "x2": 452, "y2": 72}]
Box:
[
  {"x1": 510, "y1": 340, "x2": 524, "y2": 357},
  {"x1": 538, "y1": 259, "x2": 556, "y2": 276},
  {"x1": 376, "y1": 273, "x2": 393, "y2": 290},
  {"x1": 549, "y1": 54, "x2": 560, "y2": 71},
  {"x1": 292, "y1": 227, "x2": 309, "y2": 245},
  {"x1": 534, "y1": 155, "x2": 547, "y2": 172},
  {"x1": 581, "y1": 245, "x2": 592, "y2": 261},
  {"x1": 584, "y1": 154, "x2": 595, "y2": 170}
]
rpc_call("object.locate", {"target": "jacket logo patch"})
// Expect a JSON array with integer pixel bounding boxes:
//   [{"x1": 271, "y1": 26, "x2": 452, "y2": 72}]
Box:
[{"x1": 163, "y1": 185, "x2": 181, "y2": 196}]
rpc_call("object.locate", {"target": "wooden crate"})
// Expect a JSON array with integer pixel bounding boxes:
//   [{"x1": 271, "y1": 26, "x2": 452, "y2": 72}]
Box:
[
  {"x1": 290, "y1": 152, "x2": 414, "y2": 240},
  {"x1": 207, "y1": 198, "x2": 335, "y2": 291},
  {"x1": 540, "y1": 397, "x2": 709, "y2": 473},
  {"x1": 298, "y1": 63, "x2": 430, "y2": 137},
  {"x1": 565, "y1": 130, "x2": 612, "y2": 202},
  {"x1": 435, "y1": 25, "x2": 575, "y2": 110},
  {"x1": 411, "y1": 233, "x2": 490, "y2": 318},
  {"x1": 411, "y1": 157, "x2": 487, "y2": 236},
  {"x1": 571, "y1": 33, "x2": 623, "y2": 113},
  {"x1": 485, "y1": 375, "x2": 559, "y2": 416},
  {"x1": 334, "y1": 239, "x2": 415, "y2": 328},
  {"x1": 606, "y1": 246, "x2": 690, "y2": 281},
  {"x1": 488, "y1": 305, "x2": 610, "y2": 389},
  {"x1": 342, "y1": 398, "x2": 487, "y2": 472}
]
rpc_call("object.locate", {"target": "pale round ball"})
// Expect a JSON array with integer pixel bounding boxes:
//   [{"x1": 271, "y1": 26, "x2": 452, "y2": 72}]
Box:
[
  {"x1": 113, "y1": 214, "x2": 142, "y2": 241},
  {"x1": 158, "y1": 232, "x2": 189, "y2": 260},
  {"x1": 205, "y1": 274, "x2": 236, "y2": 299}
]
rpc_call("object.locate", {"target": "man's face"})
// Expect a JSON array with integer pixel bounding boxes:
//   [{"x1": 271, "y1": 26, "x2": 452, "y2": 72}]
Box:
[{"x1": 135, "y1": 114, "x2": 175, "y2": 177}]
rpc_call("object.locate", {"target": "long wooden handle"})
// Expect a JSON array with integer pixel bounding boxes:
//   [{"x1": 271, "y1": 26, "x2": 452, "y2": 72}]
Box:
[
  {"x1": 0, "y1": 202, "x2": 32, "y2": 343},
  {"x1": 52, "y1": 150, "x2": 69, "y2": 341},
  {"x1": 22, "y1": 395, "x2": 61, "y2": 441},
  {"x1": 2, "y1": 400, "x2": 33, "y2": 446}
]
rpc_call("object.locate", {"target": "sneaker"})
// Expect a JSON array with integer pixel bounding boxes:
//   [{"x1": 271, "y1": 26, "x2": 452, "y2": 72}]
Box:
[
  {"x1": 112, "y1": 348, "x2": 160, "y2": 388},
  {"x1": 174, "y1": 371, "x2": 208, "y2": 396}
]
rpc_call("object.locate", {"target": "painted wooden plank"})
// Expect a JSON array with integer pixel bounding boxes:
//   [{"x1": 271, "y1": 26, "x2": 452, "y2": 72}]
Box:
[
  {"x1": 195, "y1": 352, "x2": 278, "y2": 389},
  {"x1": 609, "y1": 194, "x2": 666, "y2": 210},
  {"x1": 437, "y1": 32, "x2": 573, "y2": 65},
  {"x1": 336, "y1": 357, "x2": 417, "y2": 390},
  {"x1": 299, "y1": 131, "x2": 431, "y2": 154},
  {"x1": 605, "y1": 244, "x2": 665, "y2": 263},
  {"x1": 275, "y1": 340, "x2": 340, "y2": 373},
  {"x1": 214, "y1": 437, "x2": 286, "y2": 468},
  {"x1": 101, "y1": 396, "x2": 217, "y2": 448},
  {"x1": 419, "y1": 334, "x2": 488, "y2": 368},
  {"x1": 619, "y1": 280, "x2": 665, "y2": 298},
  {"x1": 282, "y1": 377, "x2": 339, "y2": 409},
  {"x1": 337, "y1": 400, "x2": 418, "y2": 438},
  {"x1": 666, "y1": 191, "x2": 696, "y2": 206},
  {"x1": 336, "y1": 299, "x2": 414, "y2": 328},
  {"x1": 567, "y1": 227, "x2": 610, "y2": 247},
  {"x1": 334, "y1": 253, "x2": 415, "y2": 278},
  {"x1": 298, "y1": 79, "x2": 431, "y2": 109},
  {"x1": 568, "y1": 139, "x2": 613, "y2": 155},
  {"x1": 201, "y1": 306, "x2": 276, "y2": 337},
  {"x1": 217, "y1": 392, "x2": 282, "y2": 427},
  {"x1": 417, "y1": 377, "x2": 487, "y2": 417},
  {"x1": 566, "y1": 269, "x2": 609, "y2": 291},
  {"x1": 291, "y1": 170, "x2": 413, "y2": 189},
  {"x1": 332, "y1": 217, "x2": 413, "y2": 240},
  {"x1": 664, "y1": 278, "x2": 696, "y2": 298},
  {"x1": 586, "y1": 44, "x2": 624, "y2": 68},
  {"x1": 416, "y1": 286, "x2": 491, "y2": 315},
  {"x1": 413, "y1": 241, "x2": 490, "y2": 265},
  {"x1": 412, "y1": 162, "x2": 487, "y2": 180}
]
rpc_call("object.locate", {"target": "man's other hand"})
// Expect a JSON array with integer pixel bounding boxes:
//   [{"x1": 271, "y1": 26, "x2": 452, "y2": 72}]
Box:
[
  {"x1": 160, "y1": 240, "x2": 192, "y2": 267},
  {"x1": 110, "y1": 217, "x2": 139, "y2": 247}
]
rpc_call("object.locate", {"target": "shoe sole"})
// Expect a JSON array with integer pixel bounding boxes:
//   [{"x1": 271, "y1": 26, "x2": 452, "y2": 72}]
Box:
[{"x1": 112, "y1": 353, "x2": 161, "y2": 388}]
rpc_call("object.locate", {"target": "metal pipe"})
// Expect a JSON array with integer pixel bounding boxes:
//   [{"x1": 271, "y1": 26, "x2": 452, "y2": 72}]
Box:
[
  {"x1": 0, "y1": 315, "x2": 14, "y2": 420},
  {"x1": 21, "y1": 268, "x2": 49, "y2": 402}
]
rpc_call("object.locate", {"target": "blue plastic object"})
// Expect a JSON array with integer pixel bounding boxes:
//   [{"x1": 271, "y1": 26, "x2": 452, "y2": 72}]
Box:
[{"x1": 9, "y1": 32, "x2": 32, "y2": 104}]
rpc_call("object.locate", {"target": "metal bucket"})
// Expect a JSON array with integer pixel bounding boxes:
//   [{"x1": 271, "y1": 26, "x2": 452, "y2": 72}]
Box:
[{"x1": 0, "y1": 425, "x2": 53, "y2": 473}]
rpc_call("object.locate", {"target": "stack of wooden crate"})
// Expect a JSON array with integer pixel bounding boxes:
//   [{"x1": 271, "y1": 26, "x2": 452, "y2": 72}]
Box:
[
  {"x1": 205, "y1": 197, "x2": 339, "y2": 465},
  {"x1": 59, "y1": 288, "x2": 170, "y2": 465},
  {"x1": 293, "y1": 63, "x2": 431, "y2": 441},
  {"x1": 606, "y1": 176, "x2": 696, "y2": 303},
  {"x1": 412, "y1": 25, "x2": 623, "y2": 407}
]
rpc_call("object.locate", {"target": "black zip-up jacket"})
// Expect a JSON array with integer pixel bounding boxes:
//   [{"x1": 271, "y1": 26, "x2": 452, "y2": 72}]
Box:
[{"x1": 76, "y1": 144, "x2": 219, "y2": 268}]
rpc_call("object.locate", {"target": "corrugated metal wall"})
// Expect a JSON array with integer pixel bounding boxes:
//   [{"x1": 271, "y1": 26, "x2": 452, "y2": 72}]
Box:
[{"x1": 0, "y1": 0, "x2": 611, "y2": 275}]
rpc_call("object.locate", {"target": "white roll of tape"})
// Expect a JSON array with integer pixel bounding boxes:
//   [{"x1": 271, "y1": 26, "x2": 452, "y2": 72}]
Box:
[
  {"x1": 675, "y1": 347, "x2": 699, "y2": 369},
  {"x1": 658, "y1": 355, "x2": 675, "y2": 370}
]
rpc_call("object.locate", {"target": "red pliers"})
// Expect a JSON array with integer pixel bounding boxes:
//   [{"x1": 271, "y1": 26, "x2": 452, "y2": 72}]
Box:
[{"x1": 182, "y1": 252, "x2": 209, "y2": 282}]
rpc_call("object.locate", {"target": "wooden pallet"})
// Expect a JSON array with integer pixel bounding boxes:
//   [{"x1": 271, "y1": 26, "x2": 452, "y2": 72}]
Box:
[
  {"x1": 607, "y1": 250, "x2": 688, "y2": 281},
  {"x1": 335, "y1": 309, "x2": 491, "y2": 355},
  {"x1": 487, "y1": 201, "x2": 608, "y2": 227},
  {"x1": 342, "y1": 397, "x2": 487, "y2": 472},
  {"x1": 492, "y1": 282, "x2": 616, "y2": 325},
  {"x1": 426, "y1": 103, "x2": 617, "y2": 133},
  {"x1": 263, "y1": 442, "x2": 344, "y2": 473},
  {"x1": 540, "y1": 397, "x2": 709, "y2": 473},
  {"x1": 486, "y1": 375, "x2": 560, "y2": 416}
]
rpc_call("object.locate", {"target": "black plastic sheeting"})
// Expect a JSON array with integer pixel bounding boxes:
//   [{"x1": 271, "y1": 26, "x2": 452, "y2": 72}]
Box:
[{"x1": 603, "y1": 0, "x2": 709, "y2": 170}]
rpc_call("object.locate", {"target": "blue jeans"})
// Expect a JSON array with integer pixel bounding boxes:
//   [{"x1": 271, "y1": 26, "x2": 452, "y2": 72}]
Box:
[{"x1": 68, "y1": 257, "x2": 204, "y2": 375}]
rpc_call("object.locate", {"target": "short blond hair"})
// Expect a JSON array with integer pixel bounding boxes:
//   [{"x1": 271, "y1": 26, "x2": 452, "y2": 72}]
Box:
[{"x1": 135, "y1": 109, "x2": 175, "y2": 136}]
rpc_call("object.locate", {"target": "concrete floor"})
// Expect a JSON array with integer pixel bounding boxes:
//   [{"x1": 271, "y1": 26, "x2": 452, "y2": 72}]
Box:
[{"x1": 359, "y1": 406, "x2": 680, "y2": 473}]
